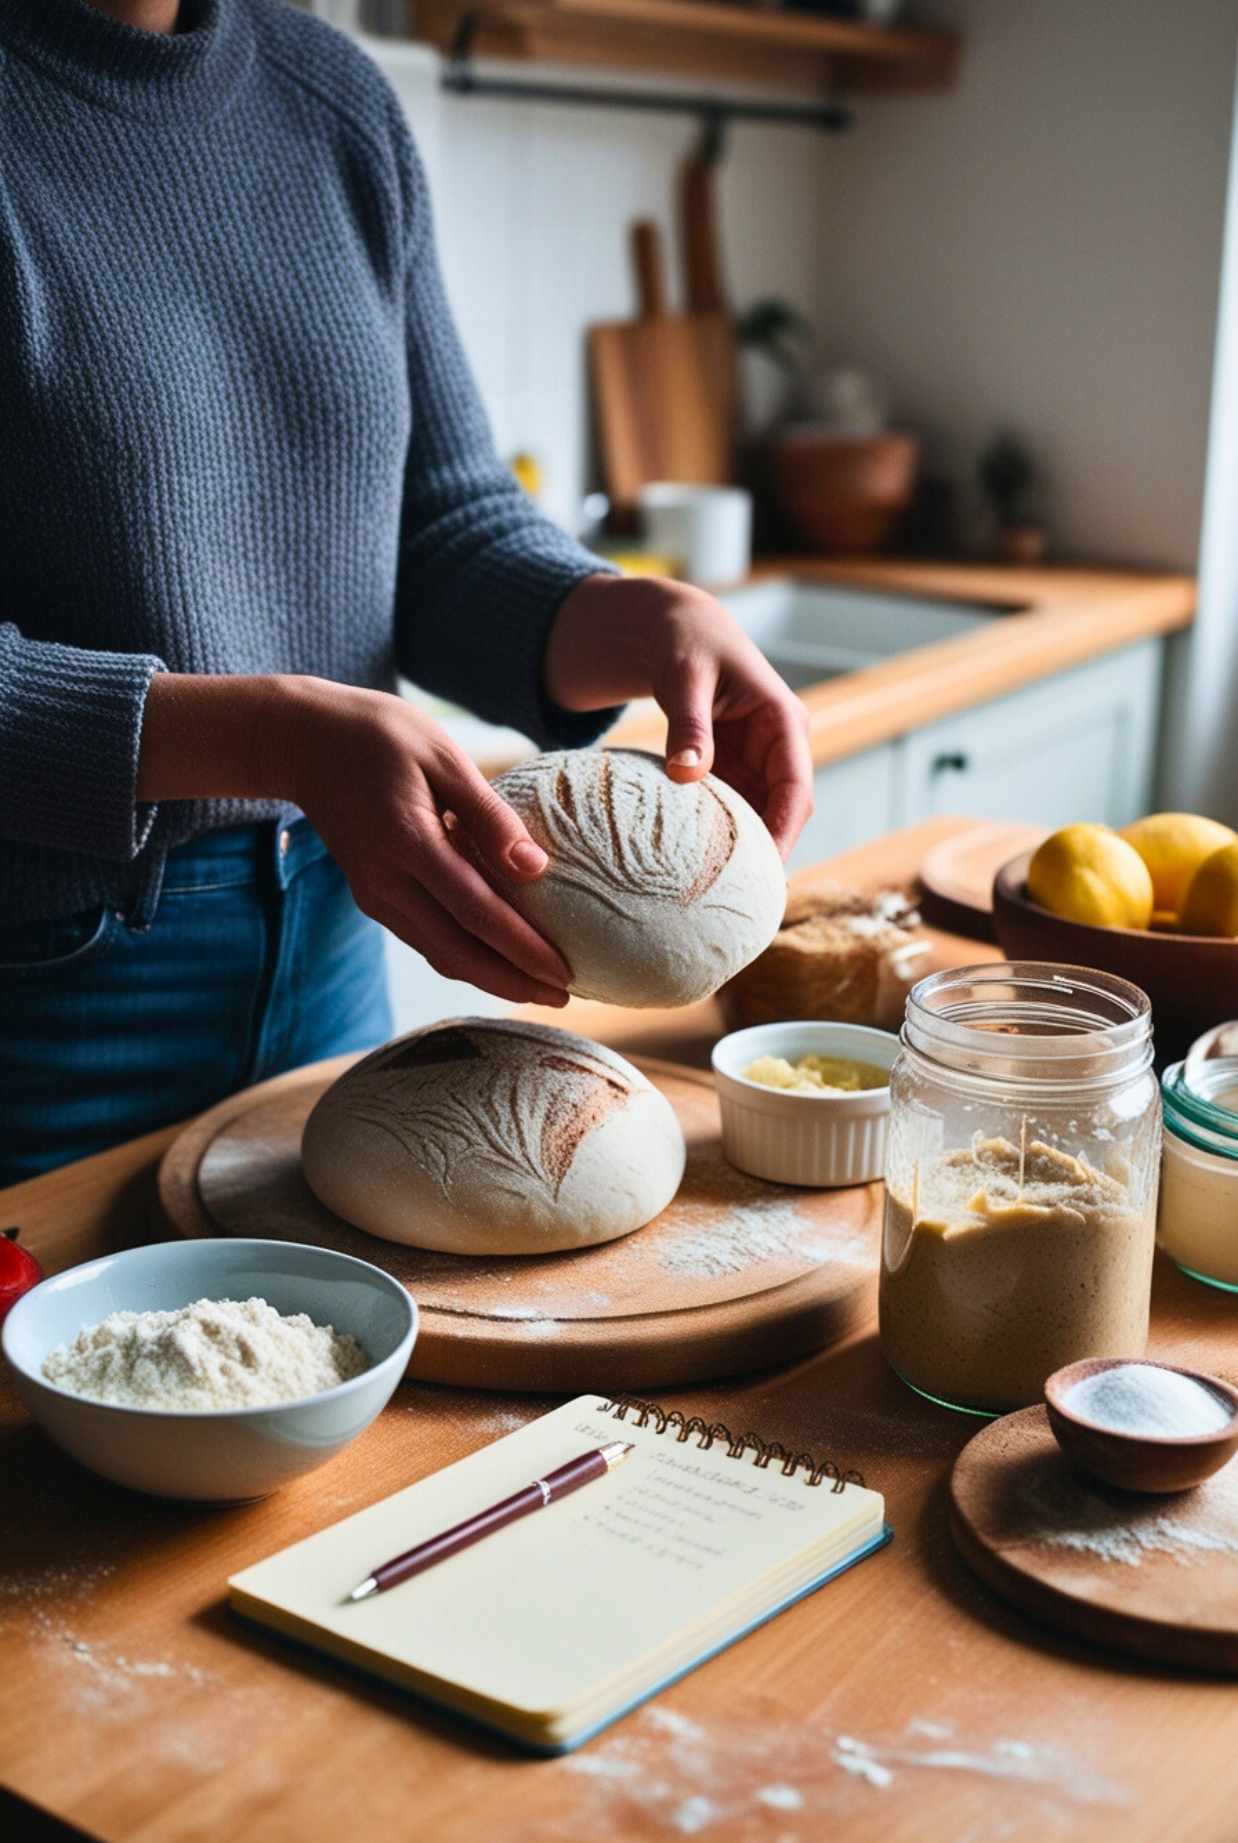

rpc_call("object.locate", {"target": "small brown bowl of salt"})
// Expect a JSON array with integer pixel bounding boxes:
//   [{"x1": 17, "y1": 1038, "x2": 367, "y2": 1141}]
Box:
[{"x1": 1045, "y1": 1358, "x2": 1238, "y2": 1494}]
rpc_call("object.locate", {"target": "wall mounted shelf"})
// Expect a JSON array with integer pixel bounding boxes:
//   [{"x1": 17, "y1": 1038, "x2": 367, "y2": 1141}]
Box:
[{"x1": 414, "y1": 1, "x2": 961, "y2": 100}]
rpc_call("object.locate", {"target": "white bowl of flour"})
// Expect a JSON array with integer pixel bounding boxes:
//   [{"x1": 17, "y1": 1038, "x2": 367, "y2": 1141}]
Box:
[{"x1": 2, "y1": 1239, "x2": 417, "y2": 1501}]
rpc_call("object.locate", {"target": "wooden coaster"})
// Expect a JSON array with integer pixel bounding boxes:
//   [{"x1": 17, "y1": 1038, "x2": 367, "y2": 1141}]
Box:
[
  {"x1": 950, "y1": 1406, "x2": 1238, "y2": 1674},
  {"x1": 157, "y1": 1056, "x2": 880, "y2": 1393},
  {"x1": 918, "y1": 821, "x2": 1048, "y2": 941}
]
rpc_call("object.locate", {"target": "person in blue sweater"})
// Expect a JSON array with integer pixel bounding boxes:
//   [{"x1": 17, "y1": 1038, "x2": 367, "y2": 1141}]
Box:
[{"x1": 0, "y1": 0, "x2": 812, "y2": 1181}]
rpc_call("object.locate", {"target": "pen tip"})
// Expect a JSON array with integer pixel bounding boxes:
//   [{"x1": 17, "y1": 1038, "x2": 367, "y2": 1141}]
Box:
[{"x1": 348, "y1": 1577, "x2": 378, "y2": 1602}]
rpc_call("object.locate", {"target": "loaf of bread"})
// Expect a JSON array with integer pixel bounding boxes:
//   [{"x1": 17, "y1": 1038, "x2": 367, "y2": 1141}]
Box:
[
  {"x1": 719, "y1": 884, "x2": 929, "y2": 1032},
  {"x1": 490, "y1": 748, "x2": 785, "y2": 1007},
  {"x1": 301, "y1": 1018, "x2": 686, "y2": 1255}
]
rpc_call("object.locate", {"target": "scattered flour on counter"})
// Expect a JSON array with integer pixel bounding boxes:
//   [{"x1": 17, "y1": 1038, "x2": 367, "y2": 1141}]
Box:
[
  {"x1": 42, "y1": 1296, "x2": 367, "y2": 1410},
  {"x1": 560, "y1": 1703, "x2": 1128, "y2": 1828},
  {"x1": 906, "y1": 1717, "x2": 954, "y2": 1741},
  {"x1": 829, "y1": 1728, "x2": 1128, "y2": 1805},
  {"x1": 658, "y1": 1157, "x2": 871, "y2": 1281},
  {"x1": 834, "y1": 1737, "x2": 894, "y2": 1788},
  {"x1": 672, "y1": 1795, "x2": 720, "y2": 1833},
  {"x1": 0, "y1": 1560, "x2": 116, "y2": 1603},
  {"x1": 1023, "y1": 1461, "x2": 1238, "y2": 1567},
  {"x1": 756, "y1": 1783, "x2": 804, "y2": 1810},
  {"x1": 20, "y1": 1604, "x2": 214, "y2": 1714}
]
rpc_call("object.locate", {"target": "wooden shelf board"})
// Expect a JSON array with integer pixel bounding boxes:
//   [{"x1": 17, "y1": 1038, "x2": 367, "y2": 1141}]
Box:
[{"x1": 416, "y1": 0, "x2": 960, "y2": 93}]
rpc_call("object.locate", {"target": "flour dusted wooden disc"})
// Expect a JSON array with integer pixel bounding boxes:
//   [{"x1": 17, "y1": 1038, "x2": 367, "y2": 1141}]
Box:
[
  {"x1": 950, "y1": 1406, "x2": 1238, "y2": 1673},
  {"x1": 490, "y1": 749, "x2": 785, "y2": 1007},
  {"x1": 157, "y1": 1057, "x2": 881, "y2": 1391},
  {"x1": 301, "y1": 1018, "x2": 685, "y2": 1255}
]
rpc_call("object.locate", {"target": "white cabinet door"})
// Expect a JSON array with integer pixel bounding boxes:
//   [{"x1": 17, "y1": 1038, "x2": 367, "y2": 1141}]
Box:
[
  {"x1": 788, "y1": 743, "x2": 901, "y2": 872},
  {"x1": 900, "y1": 640, "x2": 1161, "y2": 830}
]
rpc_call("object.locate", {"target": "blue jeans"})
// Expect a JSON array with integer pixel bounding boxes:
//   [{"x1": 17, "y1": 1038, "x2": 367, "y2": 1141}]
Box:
[{"x1": 0, "y1": 820, "x2": 392, "y2": 1185}]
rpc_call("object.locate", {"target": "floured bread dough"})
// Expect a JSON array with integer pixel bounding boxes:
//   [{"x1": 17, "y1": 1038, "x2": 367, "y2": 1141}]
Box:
[
  {"x1": 489, "y1": 748, "x2": 785, "y2": 1008},
  {"x1": 301, "y1": 1017, "x2": 686, "y2": 1254}
]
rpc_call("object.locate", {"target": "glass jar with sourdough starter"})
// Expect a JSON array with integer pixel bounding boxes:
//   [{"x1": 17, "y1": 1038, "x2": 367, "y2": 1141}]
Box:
[{"x1": 879, "y1": 964, "x2": 1161, "y2": 1416}]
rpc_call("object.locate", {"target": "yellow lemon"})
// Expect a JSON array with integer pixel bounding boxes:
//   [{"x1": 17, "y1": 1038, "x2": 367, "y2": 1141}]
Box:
[
  {"x1": 1028, "y1": 824, "x2": 1153, "y2": 930},
  {"x1": 1180, "y1": 841, "x2": 1238, "y2": 936},
  {"x1": 1119, "y1": 813, "x2": 1236, "y2": 914}
]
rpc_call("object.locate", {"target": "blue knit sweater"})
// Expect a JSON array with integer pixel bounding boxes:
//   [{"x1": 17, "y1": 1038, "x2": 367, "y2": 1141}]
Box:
[{"x1": 0, "y1": 0, "x2": 613, "y2": 924}]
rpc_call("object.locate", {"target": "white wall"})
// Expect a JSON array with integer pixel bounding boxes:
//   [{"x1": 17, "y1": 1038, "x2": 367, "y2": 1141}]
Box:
[
  {"x1": 1161, "y1": 60, "x2": 1238, "y2": 821},
  {"x1": 369, "y1": 41, "x2": 833, "y2": 531},
  {"x1": 817, "y1": 0, "x2": 1236, "y2": 568}
]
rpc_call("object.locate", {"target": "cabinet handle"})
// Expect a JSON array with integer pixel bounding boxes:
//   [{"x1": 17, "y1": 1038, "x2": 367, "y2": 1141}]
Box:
[{"x1": 929, "y1": 751, "x2": 970, "y2": 777}]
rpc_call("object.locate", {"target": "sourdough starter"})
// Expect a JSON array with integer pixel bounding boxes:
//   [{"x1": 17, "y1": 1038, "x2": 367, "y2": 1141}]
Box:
[{"x1": 880, "y1": 1135, "x2": 1154, "y2": 1412}]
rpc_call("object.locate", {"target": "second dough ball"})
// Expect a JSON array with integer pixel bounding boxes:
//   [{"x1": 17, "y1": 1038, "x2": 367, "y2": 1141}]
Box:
[
  {"x1": 492, "y1": 748, "x2": 785, "y2": 1007},
  {"x1": 301, "y1": 1018, "x2": 685, "y2": 1255}
]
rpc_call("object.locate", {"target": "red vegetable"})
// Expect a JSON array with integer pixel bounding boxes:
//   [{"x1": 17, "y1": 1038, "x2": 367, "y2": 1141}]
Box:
[{"x1": 0, "y1": 1229, "x2": 43, "y2": 1326}]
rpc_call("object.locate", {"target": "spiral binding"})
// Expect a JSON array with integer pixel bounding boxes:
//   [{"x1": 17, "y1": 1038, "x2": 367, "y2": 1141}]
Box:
[{"x1": 597, "y1": 1395, "x2": 864, "y2": 1493}]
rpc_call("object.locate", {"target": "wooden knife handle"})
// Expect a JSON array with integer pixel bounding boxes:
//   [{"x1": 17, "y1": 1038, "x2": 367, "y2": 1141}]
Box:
[
  {"x1": 679, "y1": 157, "x2": 725, "y2": 316},
  {"x1": 631, "y1": 219, "x2": 668, "y2": 320}
]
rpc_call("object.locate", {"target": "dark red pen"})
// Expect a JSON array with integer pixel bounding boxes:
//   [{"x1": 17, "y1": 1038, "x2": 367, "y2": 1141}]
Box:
[{"x1": 346, "y1": 1441, "x2": 635, "y2": 1602}]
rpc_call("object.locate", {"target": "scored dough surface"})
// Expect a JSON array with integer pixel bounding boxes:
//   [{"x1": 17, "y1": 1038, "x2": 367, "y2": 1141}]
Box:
[
  {"x1": 490, "y1": 749, "x2": 785, "y2": 1008},
  {"x1": 301, "y1": 1017, "x2": 686, "y2": 1255}
]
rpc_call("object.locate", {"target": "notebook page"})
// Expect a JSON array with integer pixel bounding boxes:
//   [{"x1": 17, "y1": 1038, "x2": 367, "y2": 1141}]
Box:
[{"x1": 230, "y1": 1397, "x2": 882, "y2": 1721}]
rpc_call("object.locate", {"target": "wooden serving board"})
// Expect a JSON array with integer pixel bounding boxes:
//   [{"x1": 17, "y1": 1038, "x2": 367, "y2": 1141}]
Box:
[
  {"x1": 950, "y1": 1405, "x2": 1238, "y2": 1674},
  {"x1": 917, "y1": 819, "x2": 1049, "y2": 941},
  {"x1": 588, "y1": 220, "x2": 733, "y2": 514},
  {"x1": 157, "y1": 1056, "x2": 880, "y2": 1393}
]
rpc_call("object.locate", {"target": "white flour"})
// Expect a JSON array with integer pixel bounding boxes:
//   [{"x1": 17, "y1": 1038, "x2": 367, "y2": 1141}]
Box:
[
  {"x1": 659, "y1": 1156, "x2": 871, "y2": 1281},
  {"x1": 1024, "y1": 1460, "x2": 1238, "y2": 1566},
  {"x1": 42, "y1": 1296, "x2": 367, "y2": 1410},
  {"x1": 830, "y1": 1727, "x2": 1128, "y2": 1803},
  {"x1": 554, "y1": 1704, "x2": 1126, "y2": 1831}
]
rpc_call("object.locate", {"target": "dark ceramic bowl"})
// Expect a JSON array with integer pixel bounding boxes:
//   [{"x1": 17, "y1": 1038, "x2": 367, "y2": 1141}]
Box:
[{"x1": 1045, "y1": 1357, "x2": 1238, "y2": 1494}]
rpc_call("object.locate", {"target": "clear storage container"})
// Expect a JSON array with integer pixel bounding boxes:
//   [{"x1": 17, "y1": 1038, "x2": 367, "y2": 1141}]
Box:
[
  {"x1": 879, "y1": 963, "x2": 1161, "y2": 1415},
  {"x1": 1158, "y1": 1042, "x2": 1238, "y2": 1291}
]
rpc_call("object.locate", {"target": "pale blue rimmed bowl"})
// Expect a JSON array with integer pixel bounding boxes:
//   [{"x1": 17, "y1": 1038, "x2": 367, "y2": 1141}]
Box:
[{"x1": 2, "y1": 1238, "x2": 417, "y2": 1502}]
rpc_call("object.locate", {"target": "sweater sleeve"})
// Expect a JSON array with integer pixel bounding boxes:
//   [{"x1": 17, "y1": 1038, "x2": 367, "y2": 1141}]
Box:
[
  {"x1": 0, "y1": 623, "x2": 163, "y2": 859},
  {"x1": 390, "y1": 131, "x2": 622, "y2": 752}
]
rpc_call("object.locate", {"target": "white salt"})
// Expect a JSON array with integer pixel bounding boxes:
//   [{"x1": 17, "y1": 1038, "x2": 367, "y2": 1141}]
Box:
[{"x1": 1066, "y1": 1364, "x2": 1234, "y2": 1438}]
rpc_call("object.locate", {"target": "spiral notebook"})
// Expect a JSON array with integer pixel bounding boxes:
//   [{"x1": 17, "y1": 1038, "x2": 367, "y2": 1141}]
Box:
[{"x1": 229, "y1": 1396, "x2": 889, "y2": 1754}]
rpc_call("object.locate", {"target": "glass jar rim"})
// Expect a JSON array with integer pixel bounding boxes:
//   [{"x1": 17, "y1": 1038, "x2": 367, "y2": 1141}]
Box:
[
  {"x1": 903, "y1": 961, "x2": 1153, "y2": 1088},
  {"x1": 1163, "y1": 1060, "x2": 1238, "y2": 1159}
]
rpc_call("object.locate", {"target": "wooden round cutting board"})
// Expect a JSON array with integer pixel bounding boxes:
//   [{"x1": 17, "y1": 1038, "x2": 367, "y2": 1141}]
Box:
[
  {"x1": 950, "y1": 1406, "x2": 1238, "y2": 1674},
  {"x1": 157, "y1": 1055, "x2": 880, "y2": 1392},
  {"x1": 918, "y1": 821, "x2": 1049, "y2": 941}
]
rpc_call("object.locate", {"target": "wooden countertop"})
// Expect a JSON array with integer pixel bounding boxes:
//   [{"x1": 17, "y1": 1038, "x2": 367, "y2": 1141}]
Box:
[
  {"x1": 3, "y1": 820, "x2": 1233, "y2": 1843},
  {"x1": 605, "y1": 560, "x2": 1196, "y2": 770}
]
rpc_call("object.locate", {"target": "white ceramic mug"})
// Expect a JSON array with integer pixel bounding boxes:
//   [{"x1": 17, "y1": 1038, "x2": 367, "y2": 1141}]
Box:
[{"x1": 638, "y1": 483, "x2": 753, "y2": 588}]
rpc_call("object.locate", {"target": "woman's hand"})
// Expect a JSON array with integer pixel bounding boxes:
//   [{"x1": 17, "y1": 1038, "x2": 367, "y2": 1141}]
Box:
[
  {"x1": 138, "y1": 673, "x2": 571, "y2": 1007},
  {"x1": 544, "y1": 574, "x2": 814, "y2": 858}
]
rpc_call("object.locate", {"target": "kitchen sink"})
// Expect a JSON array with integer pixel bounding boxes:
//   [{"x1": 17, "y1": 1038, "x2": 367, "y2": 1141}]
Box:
[
  {"x1": 722, "y1": 577, "x2": 1014, "y2": 690},
  {"x1": 403, "y1": 574, "x2": 1020, "y2": 761}
]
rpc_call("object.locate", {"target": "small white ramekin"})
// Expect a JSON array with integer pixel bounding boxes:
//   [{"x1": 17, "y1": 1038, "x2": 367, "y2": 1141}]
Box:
[{"x1": 710, "y1": 1020, "x2": 899, "y2": 1188}]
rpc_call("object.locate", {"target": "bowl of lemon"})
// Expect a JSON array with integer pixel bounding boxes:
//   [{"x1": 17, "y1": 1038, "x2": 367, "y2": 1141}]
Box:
[{"x1": 993, "y1": 814, "x2": 1238, "y2": 1059}]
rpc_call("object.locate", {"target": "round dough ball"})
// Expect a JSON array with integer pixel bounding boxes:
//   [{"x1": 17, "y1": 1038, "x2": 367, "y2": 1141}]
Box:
[
  {"x1": 301, "y1": 1018, "x2": 686, "y2": 1255},
  {"x1": 491, "y1": 749, "x2": 785, "y2": 1007}
]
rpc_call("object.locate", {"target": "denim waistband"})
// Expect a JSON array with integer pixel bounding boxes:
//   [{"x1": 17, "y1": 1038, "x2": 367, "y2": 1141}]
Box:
[{"x1": 159, "y1": 818, "x2": 328, "y2": 896}]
